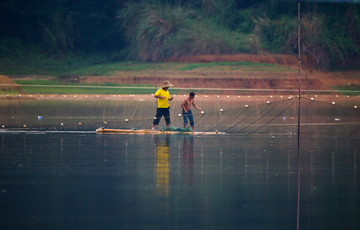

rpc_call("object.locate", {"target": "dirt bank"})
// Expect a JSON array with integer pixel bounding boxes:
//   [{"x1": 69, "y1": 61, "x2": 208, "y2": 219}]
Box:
[
  {"x1": 84, "y1": 75, "x2": 327, "y2": 91},
  {"x1": 0, "y1": 75, "x2": 22, "y2": 92},
  {"x1": 166, "y1": 54, "x2": 301, "y2": 66},
  {"x1": 83, "y1": 54, "x2": 360, "y2": 91},
  {"x1": 3, "y1": 54, "x2": 360, "y2": 93}
]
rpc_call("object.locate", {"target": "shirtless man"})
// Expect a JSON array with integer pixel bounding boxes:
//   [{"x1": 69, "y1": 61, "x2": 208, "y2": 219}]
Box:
[{"x1": 181, "y1": 92, "x2": 202, "y2": 132}]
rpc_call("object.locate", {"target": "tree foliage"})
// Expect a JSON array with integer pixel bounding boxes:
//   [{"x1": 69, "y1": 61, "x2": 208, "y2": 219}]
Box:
[
  {"x1": 118, "y1": 1, "x2": 196, "y2": 61},
  {"x1": 1, "y1": 0, "x2": 360, "y2": 69},
  {"x1": 0, "y1": 0, "x2": 124, "y2": 56}
]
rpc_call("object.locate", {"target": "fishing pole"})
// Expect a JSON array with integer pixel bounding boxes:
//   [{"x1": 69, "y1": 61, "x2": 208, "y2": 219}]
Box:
[{"x1": 296, "y1": 2, "x2": 301, "y2": 230}]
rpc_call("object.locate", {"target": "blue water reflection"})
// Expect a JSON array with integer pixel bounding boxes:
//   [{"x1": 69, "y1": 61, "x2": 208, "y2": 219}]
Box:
[{"x1": 0, "y1": 132, "x2": 359, "y2": 230}]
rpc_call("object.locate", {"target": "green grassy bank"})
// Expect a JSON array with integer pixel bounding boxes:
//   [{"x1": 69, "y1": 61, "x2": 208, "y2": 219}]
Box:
[
  {"x1": 1, "y1": 58, "x2": 359, "y2": 95},
  {"x1": 0, "y1": 59, "x2": 287, "y2": 95}
]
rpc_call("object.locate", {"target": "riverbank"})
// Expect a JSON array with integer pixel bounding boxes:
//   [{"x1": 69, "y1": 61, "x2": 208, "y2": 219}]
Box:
[{"x1": 1, "y1": 54, "x2": 360, "y2": 95}]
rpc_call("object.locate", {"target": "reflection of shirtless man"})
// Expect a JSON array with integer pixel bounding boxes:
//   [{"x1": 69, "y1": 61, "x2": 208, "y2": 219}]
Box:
[{"x1": 181, "y1": 92, "x2": 202, "y2": 132}]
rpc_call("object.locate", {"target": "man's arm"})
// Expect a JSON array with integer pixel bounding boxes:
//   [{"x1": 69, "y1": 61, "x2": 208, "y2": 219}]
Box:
[
  {"x1": 154, "y1": 89, "x2": 165, "y2": 99},
  {"x1": 154, "y1": 95, "x2": 166, "y2": 99},
  {"x1": 192, "y1": 101, "x2": 202, "y2": 111}
]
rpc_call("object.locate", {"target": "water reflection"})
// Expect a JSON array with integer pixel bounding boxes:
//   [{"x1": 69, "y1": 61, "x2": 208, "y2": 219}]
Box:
[
  {"x1": 154, "y1": 135, "x2": 195, "y2": 197},
  {"x1": 354, "y1": 150, "x2": 357, "y2": 186},
  {"x1": 154, "y1": 135, "x2": 170, "y2": 197},
  {"x1": 182, "y1": 136, "x2": 194, "y2": 185},
  {"x1": 0, "y1": 131, "x2": 359, "y2": 229}
]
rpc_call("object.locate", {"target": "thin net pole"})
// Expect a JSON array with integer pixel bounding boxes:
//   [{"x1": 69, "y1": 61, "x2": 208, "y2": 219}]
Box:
[{"x1": 296, "y1": 1, "x2": 301, "y2": 230}]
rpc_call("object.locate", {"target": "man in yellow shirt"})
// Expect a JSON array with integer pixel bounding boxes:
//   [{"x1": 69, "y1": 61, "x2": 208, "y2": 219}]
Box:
[{"x1": 152, "y1": 80, "x2": 174, "y2": 130}]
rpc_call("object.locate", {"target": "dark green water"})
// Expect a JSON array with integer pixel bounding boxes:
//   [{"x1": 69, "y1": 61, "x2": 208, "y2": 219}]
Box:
[
  {"x1": 0, "y1": 131, "x2": 359, "y2": 230},
  {"x1": 0, "y1": 97, "x2": 359, "y2": 229}
]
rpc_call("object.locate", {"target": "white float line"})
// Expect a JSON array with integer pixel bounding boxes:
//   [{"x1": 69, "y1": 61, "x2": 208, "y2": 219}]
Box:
[
  {"x1": 222, "y1": 121, "x2": 360, "y2": 127},
  {"x1": 0, "y1": 116, "x2": 101, "y2": 119},
  {"x1": 276, "y1": 121, "x2": 360, "y2": 126},
  {"x1": 0, "y1": 130, "x2": 96, "y2": 134}
]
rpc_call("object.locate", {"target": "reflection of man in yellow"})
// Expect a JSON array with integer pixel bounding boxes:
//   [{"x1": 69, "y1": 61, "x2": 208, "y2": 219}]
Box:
[{"x1": 155, "y1": 136, "x2": 170, "y2": 197}]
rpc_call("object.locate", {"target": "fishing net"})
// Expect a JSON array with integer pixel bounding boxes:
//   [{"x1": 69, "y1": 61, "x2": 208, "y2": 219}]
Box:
[{"x1": 1, "y1": 93, "x2": 359, "y2": 137}]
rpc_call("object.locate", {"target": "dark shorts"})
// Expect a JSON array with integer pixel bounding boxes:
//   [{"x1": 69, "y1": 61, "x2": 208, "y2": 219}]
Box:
[
  {"x1": 183, "y1": 109, "x2": 194, "y2": 127},
  {"x1": 153, "y1": 108, "x2": 171, "y2": 126}
]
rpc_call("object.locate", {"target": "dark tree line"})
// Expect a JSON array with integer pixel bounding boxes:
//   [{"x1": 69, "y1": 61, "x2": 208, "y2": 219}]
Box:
[
  {"x1": 0, "y1": 0, "x2": 125, "y2": 55},
  {"x1": 1, "y1": 0, "x2": 360, "y2": 70}
]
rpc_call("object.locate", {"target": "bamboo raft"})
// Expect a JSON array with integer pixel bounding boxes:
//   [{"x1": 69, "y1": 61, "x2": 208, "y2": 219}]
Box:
[{"x1": 96, "y1": 128, "x2": 225, "y2": 135}]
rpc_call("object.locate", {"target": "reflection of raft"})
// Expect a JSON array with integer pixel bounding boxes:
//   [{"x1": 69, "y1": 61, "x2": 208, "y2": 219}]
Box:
[{"x1": 96, "y1": 128, "x2": 225, "y2": 135}]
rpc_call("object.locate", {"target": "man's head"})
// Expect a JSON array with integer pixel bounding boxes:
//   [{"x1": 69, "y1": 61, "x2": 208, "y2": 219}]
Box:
[{"x1": 189, "y1": 92, "x2": 195, "y2": 99}]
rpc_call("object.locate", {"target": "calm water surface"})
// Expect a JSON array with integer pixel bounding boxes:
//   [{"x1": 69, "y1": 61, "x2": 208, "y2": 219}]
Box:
[
  {"x1": 1, "y1": 97, "x2": 359, "y2": 229},
  {"x1": 0, "y1": 131, "x2": 359, "y2": 230}
]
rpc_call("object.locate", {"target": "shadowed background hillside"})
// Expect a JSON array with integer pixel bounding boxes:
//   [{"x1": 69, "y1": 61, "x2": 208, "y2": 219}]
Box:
[{"x1": 1, "y1": 0, "x2": 360, "y2": 72}]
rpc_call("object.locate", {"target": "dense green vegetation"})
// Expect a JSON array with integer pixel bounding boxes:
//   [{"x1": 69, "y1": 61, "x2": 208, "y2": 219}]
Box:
[{"x1": 1, "y1": 0, "x2": 360, "y2": 71}]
